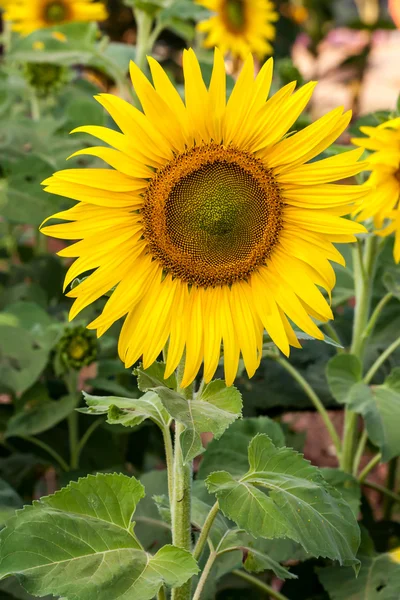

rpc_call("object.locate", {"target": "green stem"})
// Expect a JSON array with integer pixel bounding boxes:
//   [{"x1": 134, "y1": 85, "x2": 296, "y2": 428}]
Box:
[
  {"x1": 350, "y1": 237, "x2": 377, "y2": 359},
  {"x1": 362, "y1": 292, "x2": 393, "y2": 341},
  {"x1": 364, "y1": 335, "x2": 400, "y2": 384},
  {"x1": 75, "y1": 418, "x2": 103, "y2": 465},
  {"x1": 232, "y1": 570, "x2": 289, "y2": 600},
  {"x1": 363, "y1": 480, "x2": 400, "y2": 505},
  {"x1": 21, "y1": 436, "x2": 69, "y2": 472},
  {"x1": 358, "y1": 452, "x2": 382, "y2": 483},
  {"x1": 65, "y1": 371, "x2": 80, "y2": 470},
  {"x1": 157, "y1": 586, "x2": 167, "y2": 600},
  {"x1": 193, "y1": 501, "x2": 219, "y2": 561},
  {"x1": 68, "y1": 412, "x2": 79, "y2": 470},
  {"x1": 341, "y1": 237, "x2": 379, "y2": 473},
  {"x1": 384, "y1": 457, "x2": 398, "y2": 520},
  {"x1": 276, "y1": 357, "x2": 341, "y2": 457},
  {"x1": 171, "y1": 362, "x2": 193, "y2": 600},
  {"x1": 162, "y1": 424, "x2": 174, "y2": 507},
  {"x1": 353, "y1": 428, "x2": 368, "y2": 476},
  {"x1": 134, "y1": 9, "x2": 154, "y2": 72},
  {"x1": 192, "y1": 551, "x2": 217, "y2": 600},
  {"x1": 30, "y1": 91, "x2": 40, "y2": 121}
]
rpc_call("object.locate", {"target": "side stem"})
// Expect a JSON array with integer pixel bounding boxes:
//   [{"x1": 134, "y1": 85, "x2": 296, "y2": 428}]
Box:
[
  {"x1": 341, "y1": 237, "x2": 378, "y2": 473},
  {"x1": 192, "y1": 551, "x2": 217, "y2": 600},
  {"x1": 134, "y1": 10, "x2": 153, "y2": 72},
  {"x1": 232, "y1": 570, "x2": 289, "y2": 600},
  {"x1": 276, "y1": 357, "x2": 341, "y2": 457},
  {"x1": 193, "y1": 501, "x2": 219, "y2": 561}
]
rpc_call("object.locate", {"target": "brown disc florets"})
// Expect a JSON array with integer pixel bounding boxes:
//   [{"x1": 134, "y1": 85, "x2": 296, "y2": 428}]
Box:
[{"x1": 142, "y1": 143, "x2": 283, "y2": 288}]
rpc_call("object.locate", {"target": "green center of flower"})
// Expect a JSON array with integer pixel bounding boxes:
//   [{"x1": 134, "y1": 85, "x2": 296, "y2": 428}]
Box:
[
  {"x1": 142, "y1": 144, "x2": 283, "y2": 288},
  {"x1": 224, "y1": 0, "x2": 246, "y2": 33},
  {"x1": 44, "y1": 1, "x2": 67, "y2": 23},
  {"x1": 68, "y1": 338, "x2": 89, "y2": 360}
]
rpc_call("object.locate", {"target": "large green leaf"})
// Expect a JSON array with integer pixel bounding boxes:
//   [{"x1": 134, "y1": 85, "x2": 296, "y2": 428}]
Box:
[
  {"x1": 197, "y1": 416, "x2": 285, "y2": 479},
  {"x1": 81, "y1": 390, "x2": 170, "y2": 429},
  {"x1": 134, "y1": 362, "x2": 177, "y2": 392},
  {"x1": 320, "y1": 469, "x2": 361, "y2": 518},
  {"x1": 6, "y1": 395, "x2": 77, "y2": 438},
  {"x1": 155, "y1": 380, "x2": 242, "y2": 462},
  {"x1": 318, "y1": 549, "x2": 400, "y2": 599},
  {"x1": 0, "y1": 473, "x2": 198, "y2": 600},
  {"x1": 206, "y1": 434, "x2": 360, "y2": 567}
]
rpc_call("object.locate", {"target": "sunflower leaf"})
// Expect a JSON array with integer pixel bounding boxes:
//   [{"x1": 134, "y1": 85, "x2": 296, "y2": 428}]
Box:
[
  {"x1": 81, "y1": 390, "x2": 171, "y2": 429},
  {"x1": 318, "y1": 549, "x2": 400, "y2": 599},
  {"x1": 154, "y1": 380, "x2": 242, "y2": 462},
  {"x1": 134, "y1": 361, "x2": 177, "y2": 393},
  {"x1": 217, "y1": 529, "x2": 296, "y2": 580},
  {"x1": 0, "y1": 473, "x2": 198, "y2": 600},
  {"x1": 206, "y1": 434, "x2": 360, "y2": 567},
  {"x1": 328, "y1": 357, "x2": 400, "y2": 461}
]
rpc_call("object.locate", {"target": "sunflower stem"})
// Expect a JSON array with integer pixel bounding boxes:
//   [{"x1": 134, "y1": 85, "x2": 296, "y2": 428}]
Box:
[
  {"x1": 358, "y1": 452, "x2": 382, "y2": 483},
  {"x1": 232, "y1": 570, "x2": 289, "y2": 600},
  {"x1": 192, "y1": 551, "x2": 217, "y2": 600},
  {"x1": 134, "y1": 9, "x2": 154, "y2": 73},
  {"x1": 341, "y1": 236, "x2": 379, "y2": 473},
  {"x1": 171, "y1": 361, "x2": 194, "y2": 600},
  {"x1": 193, "y1": 501, "x2": 219, "y2": 561},
  {"x1": 276, "y1": 357, "x2": 341, "y2": 458},
  {"x1": 65, "y1": 371, "x2": 80, "y2": 470},
  {"x1": 364, "y1": 335, "x2": 400, "y2": 384}
]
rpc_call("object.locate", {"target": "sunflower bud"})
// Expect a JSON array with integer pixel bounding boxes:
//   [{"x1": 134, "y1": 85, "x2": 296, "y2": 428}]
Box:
[
  {"x1": 55, "y1": 325, "x2": 97, "y2": 372},
  {"x1": 23, "y1": 62, "x2": 70, "y2": 97}
]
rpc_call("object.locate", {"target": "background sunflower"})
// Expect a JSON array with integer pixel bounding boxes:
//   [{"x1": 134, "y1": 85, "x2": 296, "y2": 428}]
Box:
[{"x1": 196, "y1": 0, "x2": 279, "y2": 60}]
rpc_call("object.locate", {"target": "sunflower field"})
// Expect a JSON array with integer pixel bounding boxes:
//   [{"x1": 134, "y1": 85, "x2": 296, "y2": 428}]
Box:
[{"x1": 1, "y1": 0, "x2": 400, "y2": 598}]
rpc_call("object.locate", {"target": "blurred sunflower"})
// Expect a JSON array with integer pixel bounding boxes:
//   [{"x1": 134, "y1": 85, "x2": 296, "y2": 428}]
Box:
[
  {"x1": 352, "y1": 118, "x2": 400, "y2": 262},
  {"x1": 2, "y1": 0, "x2": 108, "y2": 35},
  {"x1": 389, "y1": 0, "x2": 400, "y2": 28},
  {"x1": 41, "y1": 50, "x2": 366, "y2": 387},
  {"x1": 196, "y1": 0, "x2": 279, "y2": 60}
]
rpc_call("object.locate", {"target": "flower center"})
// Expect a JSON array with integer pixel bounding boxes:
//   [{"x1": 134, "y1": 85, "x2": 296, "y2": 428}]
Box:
[
  {"x1": 44, "y1": 1, "x2": 68, "y2": 23},
  {"x1": 395, "y1": 166, "x2": 400, "y2": 184},
  {"x1": 68, "y1": 338, "x2": 89, "y2": 360},
  {"x1": 142, "y1": 144, "x2": 283, "y2": 288},
  {"x1": 223, "y1": 0, "x2": 247, "y2": 33}
]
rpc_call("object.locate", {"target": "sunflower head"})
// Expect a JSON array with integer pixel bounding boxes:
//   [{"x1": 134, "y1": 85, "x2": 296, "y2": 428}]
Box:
[
  {"x1": 196, "y1": 0, "x2": 279, "y2": 60},
  {"x1": 352, "y1": 118, "x2": 400, "y2": 262},
  {"x1": 23, "y1": 62, "x2": 70, "y2": 96},
  {"x1": 3, "y1": 0, "x2": 108, "y2": 35},
  {"x1": 56, "y1": 325, "x2": 97, "y2": 371},
  {"x1": 41, "y1": 49, "x2": 367, "y2": 388}
]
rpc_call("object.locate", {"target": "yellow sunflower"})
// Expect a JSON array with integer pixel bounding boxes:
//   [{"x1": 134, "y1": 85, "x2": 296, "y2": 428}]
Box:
[
  {"x1": 41, "y1": 49, "x2": 367, "y2": 387},
  {"x1": 352, "y1": 117, "x2": 400, "y2": 262},
  {"x1": 196, "y1": 0, "x2": 279, "y2": 60},
  {"x1": 2, "y1": 0, "x2": 108, "y2": 35}
]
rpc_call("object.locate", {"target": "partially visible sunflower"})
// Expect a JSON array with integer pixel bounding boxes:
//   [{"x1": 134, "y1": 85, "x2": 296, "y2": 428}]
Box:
[
  {"x1": 41, "y1": 49, "x2": 367, "y2": 387},
  {"x1": 352, "y1": 118, "x2": 400, "y2": 262},
  {"x1": 2, "y1": 0, "x2": 108, "y2": 35},
  {"x1": 196, "y1": 0, "x2": 279, "y2": 60}
]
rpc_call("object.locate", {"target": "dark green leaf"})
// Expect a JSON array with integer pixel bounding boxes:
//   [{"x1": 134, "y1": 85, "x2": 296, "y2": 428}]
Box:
[
  {"x1": 155, "y1": 380, "x2": 242, "y2": 462},
  {"x1": 82, "y1": 390, "x2": 170, "y2": 429},
  {"x1": 0, "y1": 473, "x2": 198, "y2": 599},
  {"x1": 206, "y1": 434, "x2": 360, "y2": 567},
  {"x1": 198, "y1": 416, "x2": 285, "y2": 479},
  {"x1": 326, "y1": 354, "x2": 362, "y2": 404}
]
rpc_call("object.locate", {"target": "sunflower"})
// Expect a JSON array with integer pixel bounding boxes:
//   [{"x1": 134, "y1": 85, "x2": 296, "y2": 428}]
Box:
[
  {"x1": 2, "y1": 0, "x2": 107, "y2": 35},
  {"x1": 352, "y1": 117, "x2": 400, "y2": 262},
  {"x1": 41, "y1": 50, "x2": 366, "y2": 387},
  {"x1": 196, "y1": 0, "x2": 279, "y2": 60}
]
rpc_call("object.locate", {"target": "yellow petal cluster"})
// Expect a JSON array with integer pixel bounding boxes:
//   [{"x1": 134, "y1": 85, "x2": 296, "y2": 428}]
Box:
[
  {"x1": 352, "y1": 117, "x2": 400, "y2": 262},
  {"x1": 41, "y1": 49, "x2": 367, "y2": 387},
  {"x1": 2, "y1": 0, "x2": 107, "y2": 35},
  {"x1": 196, "y1": 0, "x2": 279, "y2": 60}
]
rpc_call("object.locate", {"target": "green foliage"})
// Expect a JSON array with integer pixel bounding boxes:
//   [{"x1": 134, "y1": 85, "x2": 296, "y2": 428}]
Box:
[
  {"x1": 318, "y1": 548, "x2": 400, "y2": 599},
  {"x1": 206, "y1": 434, "x2": 360, "y2": 567},
  {"x1": 328, "y1": 356, "x2": 400, "y2": 462},
  {"x1": 0, "y1": 474, "x2": 198, "y2": 599}
]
